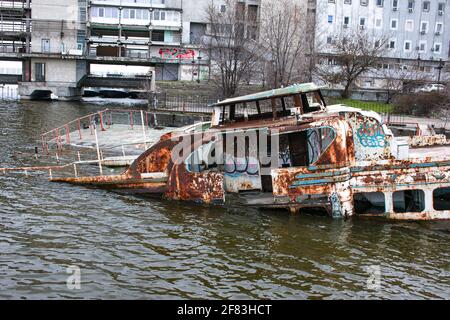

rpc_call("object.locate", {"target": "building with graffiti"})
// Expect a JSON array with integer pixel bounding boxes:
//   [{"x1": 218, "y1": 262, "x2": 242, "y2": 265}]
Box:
[{"x1": 87, "y1": 0, "x2": 261, "y2": 81}]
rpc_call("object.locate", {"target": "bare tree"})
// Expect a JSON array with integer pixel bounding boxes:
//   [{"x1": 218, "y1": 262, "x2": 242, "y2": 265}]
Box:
[
  {"x1": 259, "y1": 0, "x2": 308, "y2": 88},
  {"x1": 204, "y1": 0, "x2": 263, "y2": 98},
  {"x1": 316, "y1": 31, "x2": 387, "y2": 98},
  {"x1": 381, "y1": 64, "x2": 432, "y2": 103}
]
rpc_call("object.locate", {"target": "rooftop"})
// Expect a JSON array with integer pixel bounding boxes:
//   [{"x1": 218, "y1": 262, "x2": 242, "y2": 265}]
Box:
[{"x1": 211, "y1": 83, "x2": 323, "y2": 107}]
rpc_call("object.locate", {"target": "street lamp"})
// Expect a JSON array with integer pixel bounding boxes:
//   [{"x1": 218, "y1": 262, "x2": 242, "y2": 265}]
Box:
[
  {"x1": 191, "y1": 59, "x2": 196, "y2": 82},
  {"x1": 437, "y1": 58, "x2": 444, "y2": 84},
  {"x1": 197, "y1": 56, "x2": 202, "y2": 83}
]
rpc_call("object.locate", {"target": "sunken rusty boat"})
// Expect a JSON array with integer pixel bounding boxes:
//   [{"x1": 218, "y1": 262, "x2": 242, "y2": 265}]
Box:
[{"x1": 52, "y1": 83, "x2": 450, "y2": 220}]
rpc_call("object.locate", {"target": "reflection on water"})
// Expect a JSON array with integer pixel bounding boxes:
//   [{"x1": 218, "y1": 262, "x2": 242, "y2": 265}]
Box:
[{"x1": 0, "y1": 100, "x2": 449, "y2": 299}]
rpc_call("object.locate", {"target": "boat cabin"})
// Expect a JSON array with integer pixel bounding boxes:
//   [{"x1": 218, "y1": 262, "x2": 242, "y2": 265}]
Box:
[{"x1": 210, "y1": 83, "x2": 327, "y2": 128}]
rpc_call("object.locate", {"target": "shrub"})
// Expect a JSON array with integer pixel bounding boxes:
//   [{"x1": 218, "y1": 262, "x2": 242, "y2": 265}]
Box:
[{"x1": 393, "y1": 89, "x2": 450, "y2": 117}]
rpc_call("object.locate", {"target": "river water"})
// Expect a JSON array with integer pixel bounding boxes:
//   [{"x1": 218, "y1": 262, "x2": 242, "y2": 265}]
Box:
[{"x1": 0, "y1": 100, "x2": 449, "y2": 300}]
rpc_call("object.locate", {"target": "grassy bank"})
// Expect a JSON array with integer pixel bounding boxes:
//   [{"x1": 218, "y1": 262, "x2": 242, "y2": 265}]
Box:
[{"x1": 328, "y1": 98, "x2": 394, "y2": 113}]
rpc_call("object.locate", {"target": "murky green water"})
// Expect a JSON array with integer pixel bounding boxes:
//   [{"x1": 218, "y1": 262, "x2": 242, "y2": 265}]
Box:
[{"x1": 0, "y1": 100, "x2": 449, "y2": 299}]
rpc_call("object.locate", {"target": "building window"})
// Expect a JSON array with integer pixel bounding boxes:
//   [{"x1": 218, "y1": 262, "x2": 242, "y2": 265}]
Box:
[
  {"x1": 433, "y1": 43, "x2": 442, "y2": 54},
  {"x1": 328, "y1": 0, "x2": 336, "y2": 3},
  {"x1": 327, "y1": 36, "x2": 333, "y2": 44},
  {"x1": 343, "y1": 16, "x2": 350, "y2": 26},
  {"x1": 405, "y1": 20, "x2": 413, "y2": 31},
  {"x1": 375, "y1": 18, "x2": 382, "y2": 28},
  {"x1": 376, "y1": 0, "x2": 383, "y2": 7},
  {"x1": 419, "y1": 41, "x2": 427, "y2": 52},
  {"x1": 423, "y1": 1, "x2": 430, "y2": 12},
  {"x1": 393, "y1": 190, "x2": 425, "y2": 213},
  {"x1": 151, "y1": 30, "x2": 165, "y2": 42},
  {"x1": 360, "y1": 0, "x2": 368, "y2": 6},
  {"x1": 41, "y1": 39, "x2": 50, "y2": 53},
  {"x1": 404, "y1": 40, "x2": 412, "y2": 52},
  {"x1": 408, "y1": 0, "x2": 414, "y2": 12},
  {"x1": 354, "y1": 192, "x2": 386, "y2": 215},
  {"x1": 328, "y1": 15, "x2": 334, "y2": 23},
  {"x1": 420, "y1": 21, "x2": 428, "y2": 34},
  {"x1": 220, "y1": 5, "x2": 227, "y2": 13},
  {"x1": 344, "y1": 0, "x2": 352, "y2": 4},
  {"x1": 433, "y1": 188, "x2": 450, "y2": 211},
  {"x1": 359, "y1": 17, "x2": 366, "y2": 27},
  {"x1": 435, "y1": 22, "x2": 443, "y2": 35},
  {"x1": 389, "y1": 39, "x2": 396, "y2": 49},
  {"x1": 35, "y1": 63, "x2": 45, "y2": 81},
  {"x1": 98, "y1": 7, "x2": 105, "y2": 18},
  {"x1": 438, "y1": 3, "x2": 445, "y2": 14},
  {"x1": 392, "y1": 0, "x2": 398, "y2": 9},
  {"x1": 390, "y1": 19, "x2": 398, "y2": 30}
]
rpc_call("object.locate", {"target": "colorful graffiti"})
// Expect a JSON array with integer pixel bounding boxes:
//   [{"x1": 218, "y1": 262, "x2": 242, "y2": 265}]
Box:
[
  {"x1": 357, "y1": 122, "x2": 386, "y2": 148},
  {"x1": 224, "y1": 156, "x2": 259, "y2": 176},
  {"x1": 159, "y1": 48, "x2": 196, "y2": 60}
]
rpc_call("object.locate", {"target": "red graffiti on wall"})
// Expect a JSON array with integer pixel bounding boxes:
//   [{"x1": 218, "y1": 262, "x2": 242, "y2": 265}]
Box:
[{"x1": 159, "y1": 48, "x2": 196, "y2": 60}]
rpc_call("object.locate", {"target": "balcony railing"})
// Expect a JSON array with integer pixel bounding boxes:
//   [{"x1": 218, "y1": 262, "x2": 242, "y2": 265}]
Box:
[
  {"x1": 90, "y1": 0, "x2": 182, "y2": 9},
  {"x1": 0, "y1": 0, "x2": 30, "y2": 10}
]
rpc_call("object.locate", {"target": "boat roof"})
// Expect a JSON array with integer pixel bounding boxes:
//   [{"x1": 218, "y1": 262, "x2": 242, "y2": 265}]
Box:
[{"x1": 210, "y1": 83, "x2": 323, "y2": 107}]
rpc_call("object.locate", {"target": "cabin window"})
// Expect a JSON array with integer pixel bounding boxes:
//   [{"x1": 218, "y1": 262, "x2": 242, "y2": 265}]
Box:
[
  {"x1": 353, "y1": 192, "x2": 386, "y2": 215},
  {"x1": 217, "y1": 90, "x2": 326, "y2": 125},
  {"x1": 185, "y1": 141, "x2": 218, "y2": 173},
  {"x1": 304, "y1": 92, "x2": 325, "y2": 112},
  {"x1": 433, "y1": 187, "x2": 450, "y2": 211},
  {"x1": 278, "y1": 126, "x2": 337, "y2": 167},
  {"x1": 393, "y1": 190, "x2": 425, "y2": 213}
]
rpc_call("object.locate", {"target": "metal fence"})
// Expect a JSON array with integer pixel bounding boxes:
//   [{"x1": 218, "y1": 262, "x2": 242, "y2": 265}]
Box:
[{"x1": 150, "y1": 93, "x2": 215, "y2": 114}]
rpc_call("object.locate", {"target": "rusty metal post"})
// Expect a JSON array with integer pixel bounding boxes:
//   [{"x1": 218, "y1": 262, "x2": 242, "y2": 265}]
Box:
[
  {"x1": 89, "y1": 115, "x2": 93, "y2": 135},
  {"x1": 140, "y1": 110, "x2": 148, "y2": 150},
  {"x1": 99, "y1": 111, "x2": 106, "y2": 131},
  {"x1": 130, "y1": 111, "x2": 134, "y2": 130},
  {"x1": 77, "y1": 119, "x2": 82, "y2": 140},
  {"x1": 66, "y1": 125, "x2": 70, "y2": 145},
  {"x1": 94, "y1": 124, "x2": 103, "y2": 175}
]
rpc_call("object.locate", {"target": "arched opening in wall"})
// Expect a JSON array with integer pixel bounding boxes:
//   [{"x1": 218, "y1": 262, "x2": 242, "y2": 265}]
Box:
[{"x1": 30, "y1": 90, "x2": 52, "y2": 100}]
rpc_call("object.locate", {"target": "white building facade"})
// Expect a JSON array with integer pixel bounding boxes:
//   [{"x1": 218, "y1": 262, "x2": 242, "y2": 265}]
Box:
[{"x1": 314, "y1": 0, "x2": 450, "y2": 89}]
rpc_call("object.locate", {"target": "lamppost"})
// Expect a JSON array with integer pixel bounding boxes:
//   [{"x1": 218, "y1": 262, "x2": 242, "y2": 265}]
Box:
[
  {"x1": 191, "y1": 59, "x2": 196, "y2": 82},
  {"x1": 437, "y1": 58, "x2": 444, "y2": 85},
  {"x1": 197, "y1": 56, "x2": 202, "y2": 83}
]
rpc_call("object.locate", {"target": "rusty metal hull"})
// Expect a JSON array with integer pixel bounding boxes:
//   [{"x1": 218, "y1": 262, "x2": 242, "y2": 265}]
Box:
[{"x1": 51, "y1": 104, "x2": 450, "y2": 221}]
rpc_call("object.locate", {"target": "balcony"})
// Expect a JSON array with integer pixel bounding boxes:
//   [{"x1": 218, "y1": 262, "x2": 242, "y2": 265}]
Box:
[
  {"x1": 0, "y1": 0, "x2": 31, "y2": 11},
  {"x1": 89, "y1": 0, "x2": 182, "y2": 10}
]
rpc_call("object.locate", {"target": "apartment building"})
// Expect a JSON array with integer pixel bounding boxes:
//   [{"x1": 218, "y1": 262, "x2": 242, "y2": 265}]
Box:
[
  {"x1": 87, "y1": 0, "x2": 261, "y2": 81},
  {"x1": 18, "y1": 0, "x2": 87, "y2": 99},
  {"x1": 315, "y1": 0, "x2": 450, "y2": 88},
  {"x1": 0, "y1": 0, "x2": 31, "y2": 54}
]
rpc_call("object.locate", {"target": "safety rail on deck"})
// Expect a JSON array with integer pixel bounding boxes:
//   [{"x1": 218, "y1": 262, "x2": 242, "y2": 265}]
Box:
[{"x1": 40, "y1": 109, "x2": 154, "y2": 153}]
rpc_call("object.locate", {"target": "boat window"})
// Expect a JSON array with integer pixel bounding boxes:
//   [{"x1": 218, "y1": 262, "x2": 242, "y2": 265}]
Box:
[
  {"x1": 307, "y1": 127, "x2": 336, "y2": 164},
  {"x1": 393, "y1": 190, "x2": 425, "y2": 213},
  {"x1": 278, "y1": 126, "x2": 337, "y2": 167},
  {"x1": 185, "y1": 141, "x2": 218, "y2": 173},
  {"x1": 433, "y1": 187, "x2": 450, "y2": 211},
  {"x1": 353, "y1": 192, "x2": 386, "y2": 215},
  {"x1": 302, "y1": 91, "x2": 325, "y2": 113}
]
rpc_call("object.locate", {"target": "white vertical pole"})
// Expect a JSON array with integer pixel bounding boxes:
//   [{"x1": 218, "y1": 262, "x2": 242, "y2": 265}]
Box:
[
  {"x1": 140, "y1": 110, "x2": 148, "y2": 150},
  {"x1": 94, "y1": 124, "x2": 103, "y2": 175}
]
